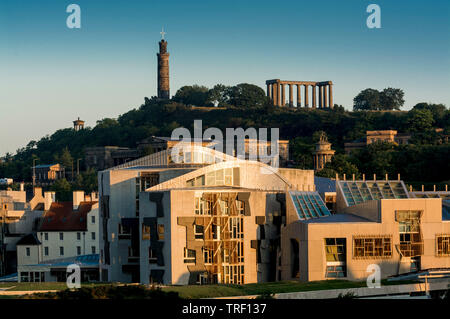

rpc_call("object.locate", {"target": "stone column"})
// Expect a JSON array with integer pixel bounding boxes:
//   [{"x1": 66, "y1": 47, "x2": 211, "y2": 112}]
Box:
[
  {"x1": 267, "y1": 83, "x2": 271, "y2": 98},
  {"x1": 289, "y1": 84, "x2": 293, "y2": 107},
  {"x1": 318, "y1": 85, "x2": 323, "y2": 108},
  {"x1": 328, "y1": 84, "x2": 333, "y2": 108},
  {"x1": 272, "y1": 83, "x2": 278, "y2": 106},
  {"x1": 297, "y1": 84, "x2": 301, "y2": 107},
  {"x1": 304, "y1": 85, "x2": 309, "y2": 107},
  {"x1": 281, "y1": 84, "x2": 285, "y2": 106},
  {"x1": 312, "y1": 85, "x2": 316, "y2": 108},
  {"x1": 324, "y1": 85, "x2": 328, "y2": 108}
]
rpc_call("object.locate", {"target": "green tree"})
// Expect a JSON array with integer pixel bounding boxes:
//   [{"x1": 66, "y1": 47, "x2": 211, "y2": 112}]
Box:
[
  {"x1": 207, "y1": 84, "x2": 231, "y2": 106},
  {"x1": 50, "y1": 178, "x2": 72, "y2": 201},
  {"x1": 413, "y1": 103, "x2": 447, "y2": 124},
  {"x1": 173, "y1": 85, "x2": 210, "y2": 106},
  {"x1": 227, "y1": 83, "x2": 268, "y2": 108},
  {"x1": 406, "y1": 109, "x2": 434, "y2": 132},
  {"x1": 54, "y1": 147, "x2": 73, "y2": 169},
  {"x1": 379, "y1": 88, "x2": 404, "y2": 110},
  {"x1": 74, "y1": 168, "x2": 98, "y2": 193},
  {"x1": 353, "y1": 89, "x2": 381, "y2": 111},
  {"x1": 316, "y1": 154, "x2": 359, "y2": 179}
]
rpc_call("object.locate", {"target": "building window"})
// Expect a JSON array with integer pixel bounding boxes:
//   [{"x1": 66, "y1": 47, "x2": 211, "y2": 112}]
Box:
[
  {"x1": 222, "y1": 265, "x2": 244, "y2": 285},
  {"x1": 118, "y1": 223, "x2": 131, "y2": 239},
  {"x1": 228, "y1": 217, "x2": 243, "y2": 239},
  {"x1": 183, "y1": 248, "x2": 196, "y2": 264},
  {"x1": 324, "y1": 238, "x2": 346, "y2": 278},
  {"x1": 194, "y1": 225, "x2": 204, "y2": 240},
  {"x1": 77, "y1": 246, "x2": 81, "y2": 255},
  {"x1": 44, "y1": 247, "x2": 49, "y2": 256},
  {"x1": 91, "y1": 232, "x2": 96, "y2": 240},
  {"x1": 236, "y1": 200, "x2": 245, "y2": 215},
  {"x1": 91, "y1": 216, "x2": 95, "y2": 224},
  {"x1": 142, "y1": 224, "x2": 151, "y2": 240},
  {"x1": 44, "y1": 233, "x2": 48, "y2": 241},
  {"x1": 194, "y1": 197, "x2": 212, "y2": 215},
  {"x1": 353, "y1": 236, "x2": 392, "y2": 259},
  {"x1": 149, "y1": 247, "x2": 157, "y2": 263},
  {"x1": 92, "y1": 246, "x2": 96, "y2": 254},
  {"x1": 20, "y1": 272, "x2": 44, "y2": 283},
  {"x1": 157, "y1": 224, "x2": 164, "y2": 240},
  {"x1": 26, "y1": 247, "x2": 30, "y2": 256},
  {"x1": 77, "y1": 232, "x2": 81, "y2": 241},
  {"x1": 218, "y1": 199, "x2": 229, "y2": 215},
  {"x1": 203, "y1": 247, "x2": 213, "y2": 265},
  {"x1": 396, "y1": 210, "x2": 423, "y2": 257},
  {"x1": 59, "y1": 232, "x2": 64, "y2": 240},
  {"x1": 436, "y1": 235, "x2": 450, "y2": 256},
  {"x1": 59, "y1": 247, "x2": 64, "y2": 256}
]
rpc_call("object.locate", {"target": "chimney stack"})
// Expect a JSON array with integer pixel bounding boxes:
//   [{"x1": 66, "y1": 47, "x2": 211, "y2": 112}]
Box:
[
  {"x1": 44, "y1": 192, "x2": 55, "y2": 211},
  {"x1": 73, "y1": 191, "x2": 85, "y2": 210}
]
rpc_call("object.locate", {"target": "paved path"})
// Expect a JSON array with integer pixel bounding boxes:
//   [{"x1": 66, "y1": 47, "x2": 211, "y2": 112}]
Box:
[{"x1": 214, "y1": 280, "x2": 450, "y2": 299}]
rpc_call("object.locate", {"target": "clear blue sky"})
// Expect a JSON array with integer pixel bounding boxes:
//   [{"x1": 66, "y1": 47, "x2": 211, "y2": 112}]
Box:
[{"x1": 0, "y1": 0, "x2": 449, "y2": 156}]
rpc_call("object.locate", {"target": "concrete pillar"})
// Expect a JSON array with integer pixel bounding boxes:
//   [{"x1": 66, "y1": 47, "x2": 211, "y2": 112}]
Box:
[
  {"x1": 312, "y1": 85, "x2": 316, "y2": 108},
  {"x1": 289, "y1": 84, "x2": 293, "y2": 107},
  {"x1": 304, "y1": 85, "x2": 309, "y2": 107},
  {"x1": 328, "y1": 84, "x2": 333, "y2": 108},
  {"x1": 297, "y1": 84, "x2": 301, "y2": 107},
  {"x1": 318, "y1": 85, "x2": 323, "y2": 108},
  {"x1": 272, "y1": 83, "x2": 278, "y2": 106},
  {"x1": 281, "y1": 84, "x2": 285, "y2": 106},
  {"x1": 324, "y1": 85, "x2": 328, "y2": 108}
]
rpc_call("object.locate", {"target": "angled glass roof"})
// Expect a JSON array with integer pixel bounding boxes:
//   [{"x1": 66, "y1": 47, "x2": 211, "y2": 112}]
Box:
[
  {"x1": 410, "y1": 192, "x2": 450, "y2": 200},
  {"x1": 338, "y1": 180, "x2": 409, "y2": 207},
  {"x1": 289, "y1": 191, "x2": 331, "y2": 220}
]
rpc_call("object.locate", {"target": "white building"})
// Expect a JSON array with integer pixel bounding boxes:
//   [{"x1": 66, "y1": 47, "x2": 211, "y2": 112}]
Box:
[{"x1": 16, "y1": 191, "x2": 99, "y2": 282}]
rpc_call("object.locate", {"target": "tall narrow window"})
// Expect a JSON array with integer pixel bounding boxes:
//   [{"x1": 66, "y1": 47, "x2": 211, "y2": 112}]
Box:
[
  {"x1": 183, "y1": 248, "x2": 196, "y2": 264},
  {"x1": 436, "y1": 235, "x2": 450, "y2": 256},
  {"x1": 324, "y1": 238, "x2": 346, "y2": 278}
]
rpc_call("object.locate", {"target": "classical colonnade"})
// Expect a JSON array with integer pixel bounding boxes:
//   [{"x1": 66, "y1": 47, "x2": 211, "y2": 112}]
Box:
[{"x1": 266, "y1": 79, "x2": 333, "y2": 108}]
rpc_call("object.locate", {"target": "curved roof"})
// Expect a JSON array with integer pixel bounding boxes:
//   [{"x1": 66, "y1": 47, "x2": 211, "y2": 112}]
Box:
[
  {"x1": 109, "y1": 145, "x2": 238, "y2": 170},
  {"x1": 146, "y1": 160, "x2": 291, "y2": 192}
]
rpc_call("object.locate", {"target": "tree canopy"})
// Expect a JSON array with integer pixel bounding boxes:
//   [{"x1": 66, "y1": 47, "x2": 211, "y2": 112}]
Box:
[{"x1": 353, "y1": 88, "x2": 404, "y2": 111}]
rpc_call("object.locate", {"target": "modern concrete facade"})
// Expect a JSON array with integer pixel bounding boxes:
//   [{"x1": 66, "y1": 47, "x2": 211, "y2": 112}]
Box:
[
  {"x1": 266, "y1": 79, "x2": 333, "y2": 108},
  {"x1": 98, "y1": 145, "x2": 450, "y2": 285},
  {"x1": 280, "y1": 179, "x2": 450, "y2": 282},
  {"x1": 98, "y1": 146, "x2": 315, "y2": 284}
]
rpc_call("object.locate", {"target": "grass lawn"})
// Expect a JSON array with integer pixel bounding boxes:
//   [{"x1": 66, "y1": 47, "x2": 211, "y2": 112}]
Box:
[
  {"x1": 161, "y1": 279, "x2": 418, "y2": 299},
  {"x1": 0, "y1": 282, "x2": 110, "y2": 292},
  {"x1": 0, "y1": 280, "x2": 419, "y2": 298}
]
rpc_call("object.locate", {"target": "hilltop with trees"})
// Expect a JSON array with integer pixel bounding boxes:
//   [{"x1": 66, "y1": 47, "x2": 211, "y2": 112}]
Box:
[{"x1": 0, "y1": 83, "x2": 449, "y2": 194}]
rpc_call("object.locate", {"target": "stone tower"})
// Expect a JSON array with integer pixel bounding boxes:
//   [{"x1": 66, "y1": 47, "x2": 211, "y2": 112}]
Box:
[
  {"x1": 157, "y1": 39, "x2": 170, "y2": 99},
  {"x1": 313, "y1": 132, "x2": 335, "y2": 171}
]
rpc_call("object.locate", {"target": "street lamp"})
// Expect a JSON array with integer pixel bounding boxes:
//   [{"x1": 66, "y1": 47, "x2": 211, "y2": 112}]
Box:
[{"x1": 32, "y1": 158, "x2": 38, "y2": 192}]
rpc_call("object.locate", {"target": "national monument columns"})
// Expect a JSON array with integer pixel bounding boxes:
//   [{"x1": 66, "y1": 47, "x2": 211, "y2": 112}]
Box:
[{"x1": 265, "y1": 79, "x2": 333, "y2": 108}]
